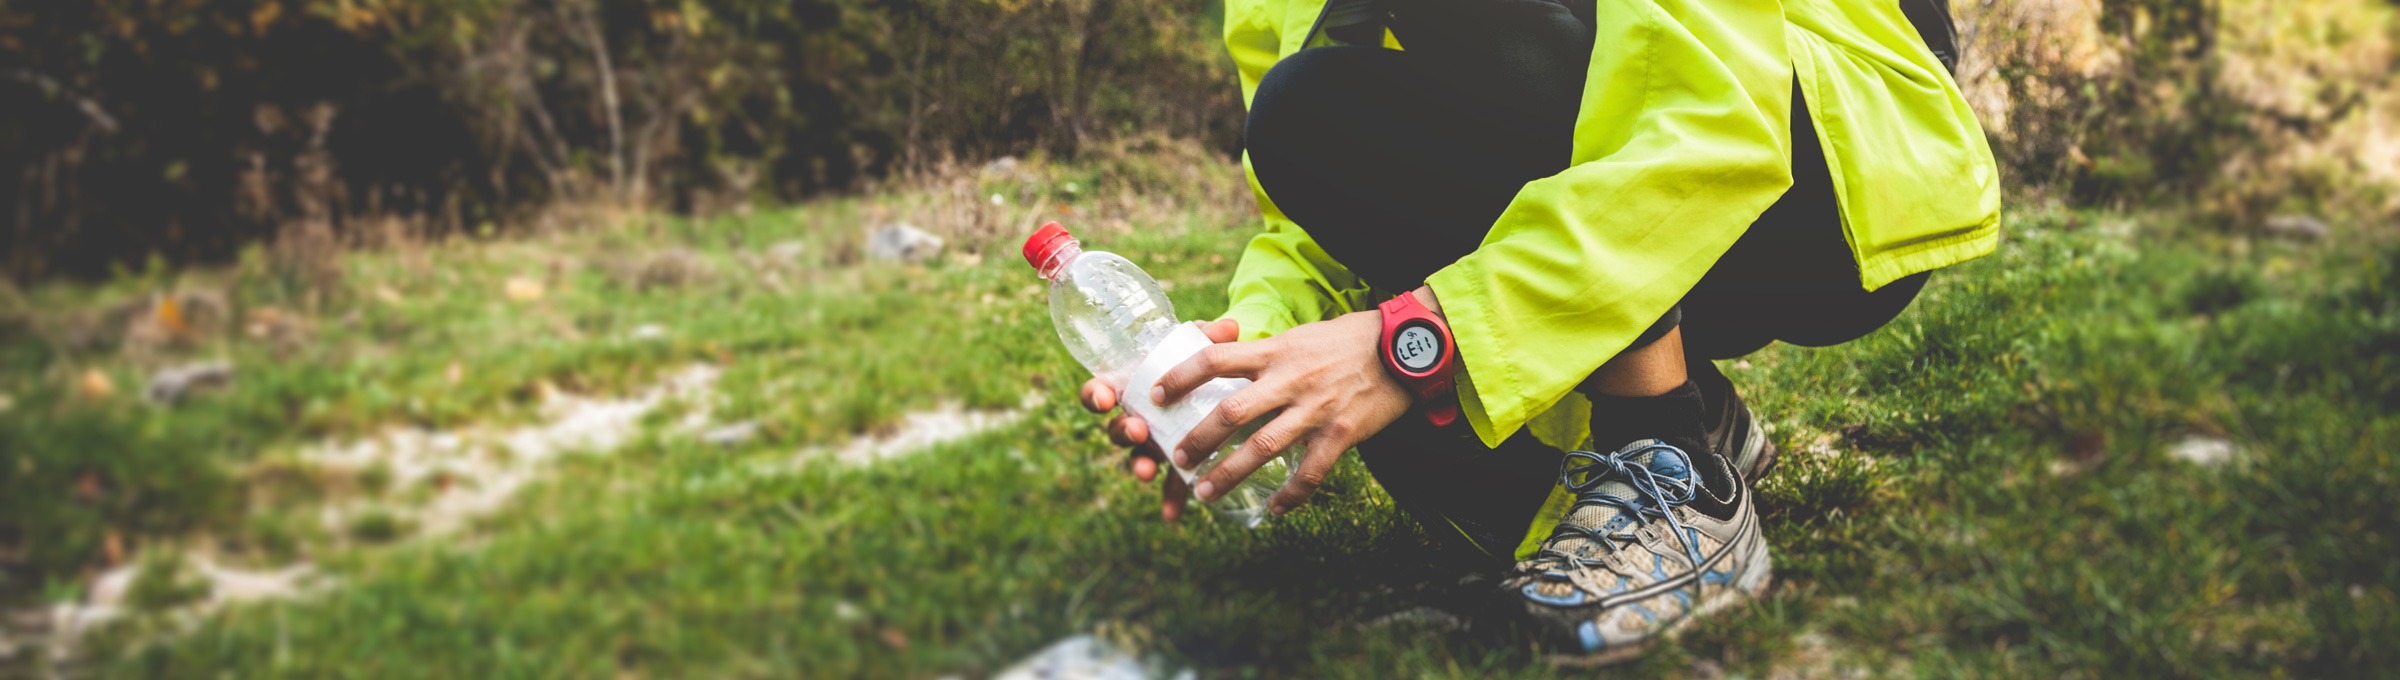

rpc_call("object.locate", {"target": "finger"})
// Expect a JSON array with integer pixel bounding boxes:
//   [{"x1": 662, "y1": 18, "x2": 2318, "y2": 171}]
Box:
[
  {"x1": 1200, "y1": 318, "x2": 1240, "y2": 344},
  {"x1": 1271, "y1": 429, "x2": 1351, "y2": 516},
  {"x1": 1154, "y1": 341, "x2": 1268, "y2": 404},
  {"x1": 1081, "y1": 379, "x2": 1116, "y2": 413},
  {"x1": 1193, "y1": 407, "x2": 1311, "y2": 503},
  {"x1": 1131, "y1": 455, "x2": 1157, "y2": 483},
  {"x1": 1174, "y1": 381, "x2": 1290, "y2": 468},
  {"x1": 1106, "y1": 413, "x2": 1150, "y2": 448},
  {"x1": 1161, "y1": 469, "x2": 1190, "y2": 522}
]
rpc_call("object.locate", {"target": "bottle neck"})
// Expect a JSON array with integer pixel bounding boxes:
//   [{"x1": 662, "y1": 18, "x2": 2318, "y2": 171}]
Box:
[{"x1": 1037, "y1": 243, "x2": 1082, "y2": 280}]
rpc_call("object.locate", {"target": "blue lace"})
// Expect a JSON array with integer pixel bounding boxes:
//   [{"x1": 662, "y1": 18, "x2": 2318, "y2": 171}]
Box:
[{"x1": 1531, "y1": 443, "x2": 1707, "y2": 573}]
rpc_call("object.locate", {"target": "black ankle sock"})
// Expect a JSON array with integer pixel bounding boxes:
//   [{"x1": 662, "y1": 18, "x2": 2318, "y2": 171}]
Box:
[
  {"x1": 1584, "y1": 381, "x2": 1742, "y2": 517},
  {"x1": 1582, "y1": 381, "x2": 1710, "y2": 459}
]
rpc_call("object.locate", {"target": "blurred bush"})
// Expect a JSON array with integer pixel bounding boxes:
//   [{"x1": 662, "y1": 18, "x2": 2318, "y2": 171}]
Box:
[
  {"x1": 1956, "y1": 0, "x2": 2399, "y2": 218},
  {"x1": 0, "y1": 0, "x2": 1242, "y2": 280}
]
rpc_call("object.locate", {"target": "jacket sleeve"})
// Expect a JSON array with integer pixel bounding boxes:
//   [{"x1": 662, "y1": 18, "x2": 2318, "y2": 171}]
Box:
[
  {"x1": 1424, "y1": 0, "x2": 1796, "y2": 448},
  {"x1": 1217, "y1": 0, "x2": 1378, "y2": 341}
]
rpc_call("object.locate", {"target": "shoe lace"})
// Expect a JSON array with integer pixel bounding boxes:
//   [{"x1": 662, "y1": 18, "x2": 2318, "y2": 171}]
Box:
[{"x1": 1529, "y1": 443, "x2": 1707, "y2": 575}]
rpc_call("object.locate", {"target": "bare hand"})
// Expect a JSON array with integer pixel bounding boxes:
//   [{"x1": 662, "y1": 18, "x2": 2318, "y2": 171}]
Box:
[
  {"x1": 1155, "y1": 309, "x2": 1415, "y2": 516},
  {"x1": 1078, "y1": 318, "x2": 1243, "y2": 522}
]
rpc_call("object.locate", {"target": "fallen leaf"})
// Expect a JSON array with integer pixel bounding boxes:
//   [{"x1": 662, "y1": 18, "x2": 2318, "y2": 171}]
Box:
[
  {"x1": 78, "y1": 369, "x2": 115, "y2": 399},
  {"x1": 505, "y1": 277, "x2": 546, "y2": 302},
  {"x1": 103, "y1": 529, "x2": 124, "y2": 566},
  {"x1": 446, "y1": 362, "x2": 464, "y2": 385},
  {"x1": 375, "y1": 285, "x2": 404, "y2": 304},
  {"x1": 156, "y1": 295, "x2": 189, "y2": 337},
  {"x1": 879, "y1": 628, "x2": 909, "y2": 650}
]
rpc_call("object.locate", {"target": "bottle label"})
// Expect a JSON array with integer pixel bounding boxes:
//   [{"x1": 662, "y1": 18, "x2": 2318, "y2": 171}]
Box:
[{"x1": 1122, "y1": 323, "x2": 1250, "y2": 480}]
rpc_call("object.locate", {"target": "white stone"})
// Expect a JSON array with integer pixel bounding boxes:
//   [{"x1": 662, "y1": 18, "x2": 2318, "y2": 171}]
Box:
[
  {"x1": 866, "y1": 223, "x2": 945, "y2": 263},
  {"x1": 993, "y1": 635, "x2": 1187, "y2": 680},
  {"x1": 2167, "y1": 436, "x2": 2237, "y2": 467},
  {"x1": 145, "y1": 361, "x2": 234, "y2": 405}
]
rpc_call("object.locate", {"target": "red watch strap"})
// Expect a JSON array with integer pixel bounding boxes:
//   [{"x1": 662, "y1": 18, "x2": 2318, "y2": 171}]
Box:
[{"x1": 1378, "y1": 292, "x2": 1459, "y2": 427}]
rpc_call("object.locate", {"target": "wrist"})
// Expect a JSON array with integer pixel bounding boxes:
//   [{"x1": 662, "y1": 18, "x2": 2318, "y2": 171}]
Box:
[{"x1": 1410, "y1": 285, "x2": 1443, "y2": 317}]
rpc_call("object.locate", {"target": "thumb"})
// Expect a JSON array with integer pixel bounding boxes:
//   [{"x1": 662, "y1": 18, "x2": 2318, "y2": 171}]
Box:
[{"x1": 1202, "y1": 318, "x2": 1241, "y2": 344}]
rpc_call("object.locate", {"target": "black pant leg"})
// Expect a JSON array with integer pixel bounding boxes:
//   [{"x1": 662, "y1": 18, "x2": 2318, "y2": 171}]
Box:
[
  {"x1": 1678, "y1": 81, "x2": 1931, "y2": 360},
  {"x1": 1244, "y1": 45, "x2": 1572, "y2": 291}
]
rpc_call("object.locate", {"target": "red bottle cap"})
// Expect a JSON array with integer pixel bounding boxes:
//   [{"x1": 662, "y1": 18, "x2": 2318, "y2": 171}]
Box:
[{"x1": 1022, "y1": 222, "x2": 1076, "y2": 272}]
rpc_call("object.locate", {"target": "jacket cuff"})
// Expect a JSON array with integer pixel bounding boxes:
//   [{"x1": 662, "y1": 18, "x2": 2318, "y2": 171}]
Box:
[
  {"x1": 1424, "y1": 269, "x2": 1517, "y2": 449},
  {"x1": 1218, "y1": 301, "x2": 1300, "y2": 342}
]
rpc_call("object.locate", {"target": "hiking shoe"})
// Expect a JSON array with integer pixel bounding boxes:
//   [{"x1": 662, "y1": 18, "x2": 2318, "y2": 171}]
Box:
[
  {"x1": 1691, "y1": 358, "x2": 1779, "y2": 483},
  {"x1": 1501, "y1": 439, "x2": 1773, "y2": 665}
]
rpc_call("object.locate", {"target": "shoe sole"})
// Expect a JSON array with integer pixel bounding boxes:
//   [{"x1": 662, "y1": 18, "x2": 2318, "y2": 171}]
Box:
[{"x1": 1739, "y1": 405, "x2": 1780, "y2": 483}]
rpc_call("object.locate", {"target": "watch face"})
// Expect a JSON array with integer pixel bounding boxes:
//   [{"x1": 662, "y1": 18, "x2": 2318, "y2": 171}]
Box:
[{"x1": 1392, "y1": 323, "x2": 1442, "y2": 373}]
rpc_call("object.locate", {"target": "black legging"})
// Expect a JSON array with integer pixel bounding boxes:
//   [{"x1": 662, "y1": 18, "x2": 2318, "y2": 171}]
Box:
[{"x1": 1242, "y1": 0, "x2": 1928, "y2": 556}]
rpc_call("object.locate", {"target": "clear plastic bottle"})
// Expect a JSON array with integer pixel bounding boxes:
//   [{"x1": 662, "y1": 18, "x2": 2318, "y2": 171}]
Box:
[{"x1": 1023, "y1": 222, "x2": 1294, "y2": 527}]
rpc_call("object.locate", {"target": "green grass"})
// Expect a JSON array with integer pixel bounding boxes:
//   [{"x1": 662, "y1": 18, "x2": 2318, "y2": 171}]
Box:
[{"x1": 5, "y1": 163, "x2": 2395, "y2": 677}]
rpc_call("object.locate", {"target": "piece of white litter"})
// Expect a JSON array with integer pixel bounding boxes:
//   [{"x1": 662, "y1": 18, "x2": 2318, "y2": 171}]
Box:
[
  {"x1": 631, "y1": 323, "x2": 668, "y2": 341},
  {"x1": 991, "y1": 193, "x2": 1006, "y2": 206},
  {"x1": 2167, "y1": 436, "x2": 2236, "y2": 467},
  {"x1": 993, "y1": 635, "x2": 1191, "y2": 680}
]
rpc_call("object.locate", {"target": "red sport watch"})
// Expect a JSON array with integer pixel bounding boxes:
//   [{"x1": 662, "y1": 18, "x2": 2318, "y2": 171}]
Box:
[{"x1": 1378, "y1": 292, "x2": 1460, "y2": 427}]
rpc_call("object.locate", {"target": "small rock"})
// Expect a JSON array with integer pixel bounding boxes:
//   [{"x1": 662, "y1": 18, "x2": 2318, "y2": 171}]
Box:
[
  {"x1": 994, "y1": 634, "x2": 1169, "y2": 680},
  {"x1": 504, "y1": 277, "x2": 545, "y2": 302},
  {"x1": 630, "y1": 324, "x2": 668, "y2": 341},
  {"x1": 983, "y1": 156, "x2": 1020, "y2": 176},
  {"x1": 833, "y1": 600, "x2": 864, "y2": 623},
  {"x1": 2262, "y1": 214, "x2": 2329, "y2": 241},
  {"x1": 1063, "y1": 181, "x2": 1080, "y2": 194},
  {"x1": 78, "y1": 369, "x2": 115, "y2": 400},
  {"x1": 990, "y1": 193, "x2": 1006, "y2": 206},
  {"x1": 2167, "y1": 436, "x2": 2236, "y2": 467},
  {"x1": 701, "y1": 421, "x2": 759, "y2": 447},
  {"x1": 866, "y1": 223, "x2": 945, "y2": 263},
  {"x1": 145, "y1": 361, "x2": 234, "y2": 405}
]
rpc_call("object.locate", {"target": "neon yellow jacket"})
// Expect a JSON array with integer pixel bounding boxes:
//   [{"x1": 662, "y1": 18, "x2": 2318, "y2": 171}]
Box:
[{"x1": 1218, "y1": 0, "x2": 2002, "y2": 451}]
